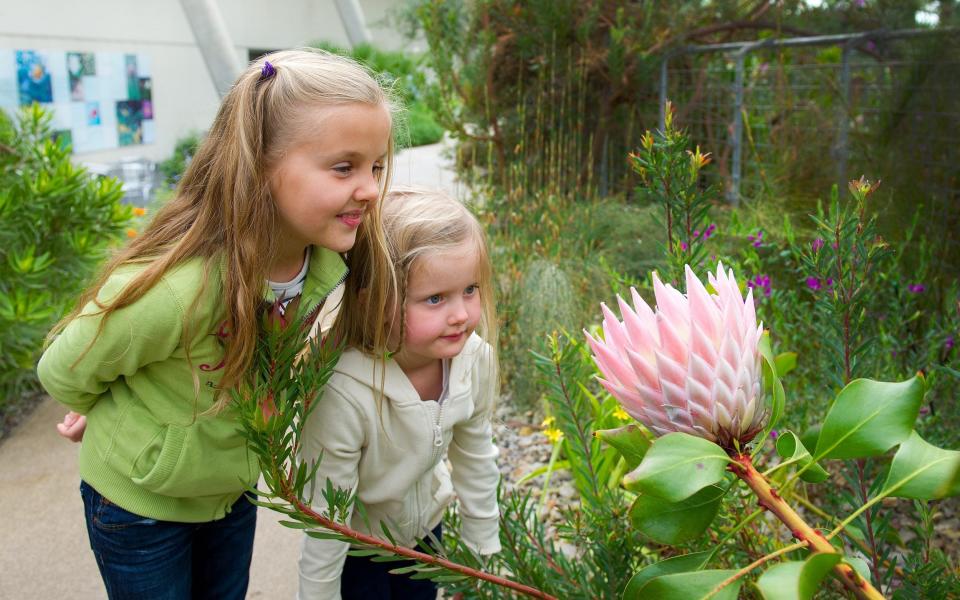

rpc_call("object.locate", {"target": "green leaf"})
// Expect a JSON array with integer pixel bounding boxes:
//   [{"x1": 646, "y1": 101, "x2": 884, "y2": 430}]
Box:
[
  {"x1": 756, "y1": 553, "x2": 841, "y2": 600},
  {"x1": 595, "y1": 424, "x2": 653, "y2": 470},
  {"x1": 629, "y1": 485, "x2": 725, "y2": 544},
  {"x1": 775, "y1": 431, "x2": 829, "y2": 483},
  {"x1": 623, "y1": 433, "x2": 729, "y2": 502},
  {"x1": 630, "y1": 569, "x2": 740, "y2": 600},
  {"x1": 623, "y1": 552, "x2": 712, "y2": 598},
  {"x1": 881, "y1": 431, "x2": 960, "y2": 500},
  {"x1": 845, "y1": 557, "x2": 871, "y2": 585},
  {"x1": 774, "y1": 352, "x2": 798, "y2": 377},
  {"x1": 814, "y1": 376, "x2": 924, "y2": 460},
  {"x1": 758, "y1": 333, "x2": 785, "y2": 435}
]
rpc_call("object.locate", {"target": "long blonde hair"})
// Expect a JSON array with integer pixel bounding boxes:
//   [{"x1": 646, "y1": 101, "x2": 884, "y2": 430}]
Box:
[
  {"x1": 49, "y1": 48, "x2": 398, "y2": 402},
  {"x1": 333, "y1": 187, "x2": 498, "y2": 361}
]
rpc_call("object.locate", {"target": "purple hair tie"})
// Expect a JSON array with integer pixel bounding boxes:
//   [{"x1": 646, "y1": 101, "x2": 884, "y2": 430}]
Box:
[{"x1": 259, "y1": 61, "x2": 276, "y2": 81}]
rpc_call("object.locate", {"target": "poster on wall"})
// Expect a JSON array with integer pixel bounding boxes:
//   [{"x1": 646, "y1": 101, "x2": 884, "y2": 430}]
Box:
[{"x1": 0, "y1": 49, "x2": 154, "y2": 154}]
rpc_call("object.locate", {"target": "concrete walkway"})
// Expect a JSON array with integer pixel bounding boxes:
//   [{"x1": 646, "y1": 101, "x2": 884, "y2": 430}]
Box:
[{"x1": 0, "y1": 140, "x2": 459, "y2": 599}]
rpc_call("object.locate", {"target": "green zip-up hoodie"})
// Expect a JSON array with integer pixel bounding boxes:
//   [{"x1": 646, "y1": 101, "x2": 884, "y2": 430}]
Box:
[{"x1": 37, "y1": 248, "x2": 347, "y2": 522}]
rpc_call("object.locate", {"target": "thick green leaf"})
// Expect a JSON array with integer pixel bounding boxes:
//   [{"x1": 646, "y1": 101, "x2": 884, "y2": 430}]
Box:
[
  {"x1": 881, "y1": 431, "x2": 960, "y2": 500},
  {"x1": 774, "y1": 352, "x2": 798, "y2": 377},
  {"x1": 623, "y1": 552, "x2": 712, "y2": 599},
  {"x1": 758, "y1": 333, "x2": 785, "y2": 435},
  {"x1": 800, "y1": 425, "x2": 820, "y2": 457},
  {"x1": 631, "y1": 569, "x2": 740, "y2": 600},
  {"x1": 595, "y1": 424, "x2": 653, "y2": 470},
  {"x1": 775, "y1": 431, "x2": 829, "y2": 483},
  {"x1": 756, "y1": 553, "x2": 841, "y2": 600},
  {"x1": 623, "y1": 433, "x2": 729, "y2": 502},
  {"x1": 629, "y1": 485, "x2": 725, "y2": 544},
  {"x1": 845, "y1": 557, "x2": 871, "y2": 585},
  {"x1": 814, "y1": 376, "x2": 924, "y2": 460}
]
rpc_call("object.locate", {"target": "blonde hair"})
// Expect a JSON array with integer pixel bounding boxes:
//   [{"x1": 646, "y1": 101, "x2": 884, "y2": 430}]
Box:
[
  {"x1": 333, "y1": 187, "x2": 498, "y2": 360},
  {"x1": 49, "y1": 48, "x2": 398, "y2": 408}
]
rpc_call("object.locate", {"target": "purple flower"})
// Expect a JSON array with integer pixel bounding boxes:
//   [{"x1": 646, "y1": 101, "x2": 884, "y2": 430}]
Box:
[
  {"x1": 812, "y1": 238, "x2": 825, "y2": 252},
  {"x1": 946, "y1": 336, "x2": 955, "y2": 351},
  {"x1": 681, "y1": 241, "x2": 689, "y2": 251},
  {"x1": 704, "y1": 224, "x2": 717, "y2": 239},
  {"x1": 693, "y1": 229, "x2": 700, "y2": 238},
  {"x1": 747, "y1": 274, "x2": 772, "y2": 297},
  {"x1": 747, "y1": 230, "x2": 764, "y2": 248},
  {"x1": 806, "y1": 277, "x2": 822, "y2": 291},
  {"x1": 826, "y1": 278, "x2": 834, "y2": 288},
  {"x1": 908, "y1": 284, "x2": 926, "y2": 294},
  {"x1": 769, "y1": 429, "x2": 779, "y2": 439}
]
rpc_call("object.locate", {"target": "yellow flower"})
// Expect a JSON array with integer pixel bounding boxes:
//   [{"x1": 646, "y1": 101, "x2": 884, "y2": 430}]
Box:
[
  {"x1": 613, "y1": 406, "x2": 630, "y2": 421},
  {"x1": 541, "y1": 416, "x2": 556, "y2": 428},
  {"x1": 544, "y1": 427, "x2": 564, "y2": 444},
  {"x1": 126, "y1": 228, "x2": 137, "y2": 238},
  {"x1": 133, "y1": 207, "x2": 147, "y2": 216}
]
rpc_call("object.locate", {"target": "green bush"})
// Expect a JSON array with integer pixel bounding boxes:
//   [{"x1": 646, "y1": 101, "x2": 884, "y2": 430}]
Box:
[
  {"x1": 157, "y1": 131, "x2": 202, "y2": 187},
  {"x1": 509, "y1": 259, "x2": 578, "y2": 410},
  {"x1": 310, "y1": 41, "x2": 445, "y2": 147},
  {"x1": 0, "y1": 105, "x2": 130, "y2": 405}
]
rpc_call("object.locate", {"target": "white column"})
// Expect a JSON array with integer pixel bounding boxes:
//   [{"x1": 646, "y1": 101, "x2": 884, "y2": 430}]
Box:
[{"x1": 178, "y1": 0, "x2": 242, "y2": 97}]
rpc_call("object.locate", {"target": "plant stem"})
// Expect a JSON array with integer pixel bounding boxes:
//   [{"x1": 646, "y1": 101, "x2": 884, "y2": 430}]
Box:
[
  {"x1": 709, "y1": 540, "x2": 809, "y2": 597},
  {"x1": 729, "y1": 454, "x2": 885, "y2": 600},
  {"x1": 288, "y1": 494, "x2": 558, "y2": 599}
]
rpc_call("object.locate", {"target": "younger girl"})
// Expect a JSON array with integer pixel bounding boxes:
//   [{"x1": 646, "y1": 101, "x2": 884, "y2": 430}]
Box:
[
  {"x1": 298, "y1": 188, "x2": 502, "y2": 600},
  {"x1": 38, "y1": 49, "x2": 397, "y2": 599}
]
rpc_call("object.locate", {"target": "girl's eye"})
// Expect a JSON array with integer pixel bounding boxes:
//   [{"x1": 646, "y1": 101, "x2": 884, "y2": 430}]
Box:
[
  {"x1": 426, "y1": 295, "x2": 442, "y2": 305},
  {"x1": 333, "y1": 163, "x2": 352, "y2": 175},
  {"x1": 372, "y1": 163, "x2": 385, "y2": 177},
  {"x1": 464, "y1": 284, "x2": 478, "y2": 296}
]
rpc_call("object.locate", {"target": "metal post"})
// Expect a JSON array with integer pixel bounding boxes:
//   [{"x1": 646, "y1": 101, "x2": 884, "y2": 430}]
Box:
[
  {"x1": 659, "y1": 55, "x2": 668, "y2": 131},
  {"x1": 835, "y1": 40, "x2": 854, "y2": 189},
  {"x1": 729, "y1": 49, "x2": 746, "y2": 206}
]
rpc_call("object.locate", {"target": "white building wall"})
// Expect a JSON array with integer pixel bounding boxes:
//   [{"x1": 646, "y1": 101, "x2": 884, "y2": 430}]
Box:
[{"x1": 0, "y1": 0, "x2": 403, "y2": 165}]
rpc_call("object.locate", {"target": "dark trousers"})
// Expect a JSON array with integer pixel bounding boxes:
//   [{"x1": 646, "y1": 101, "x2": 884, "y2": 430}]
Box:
[
  {"x1": 341, "y1": 523, "x2": 442, "y2": 600},
  {"x1": 80, "y1": 480, "x2": 256, "y2": 600}
]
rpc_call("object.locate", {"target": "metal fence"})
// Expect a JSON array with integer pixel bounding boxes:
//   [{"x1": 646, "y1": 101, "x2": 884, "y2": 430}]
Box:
[{"x1": 658, "y1": 27, "x2": 959, "y2": 221}]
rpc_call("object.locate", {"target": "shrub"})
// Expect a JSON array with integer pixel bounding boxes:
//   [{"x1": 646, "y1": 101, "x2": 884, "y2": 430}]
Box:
[
  {"x1": 509, "y1": 259, "x2": 578, "y2": 409},
  {"x1": 310, "y1": 41, "x2": 445, "y2": 147},
  {"x1": 157, "y1": 131, "x2": 202, "y2": 187},
  {"x1": 0, "y1": 105, "x2": 130, "y2": 405}
]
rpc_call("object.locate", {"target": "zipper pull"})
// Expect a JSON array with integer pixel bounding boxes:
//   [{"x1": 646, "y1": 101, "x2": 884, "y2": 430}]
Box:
[{"x1": 433, "y1": 424, "x2": 443, "y2": 447}]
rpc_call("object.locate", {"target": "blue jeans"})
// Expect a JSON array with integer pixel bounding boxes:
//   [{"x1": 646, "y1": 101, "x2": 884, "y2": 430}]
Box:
[
  {"x1": 80, "y1": 480, "x2": 256, "y2": 600},
  {"x1": 340, "y1": 523, "x2": 442, "y2": 600}
]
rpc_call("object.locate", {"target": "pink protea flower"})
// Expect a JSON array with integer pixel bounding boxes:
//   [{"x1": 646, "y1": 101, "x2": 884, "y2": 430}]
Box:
[{"x1": 585, "y1": 263, "x2": 766, "y2": 449}]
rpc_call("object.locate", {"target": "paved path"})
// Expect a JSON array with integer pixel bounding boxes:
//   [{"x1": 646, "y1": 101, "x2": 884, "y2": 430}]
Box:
[{"x1": 0, "y1": 140, "x2": 459, "y2": 599}]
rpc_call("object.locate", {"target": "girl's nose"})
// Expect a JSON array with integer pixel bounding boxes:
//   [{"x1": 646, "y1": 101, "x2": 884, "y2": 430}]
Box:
[
  {"x1": 355, "y1": 172, "x2": 379, "y2": 203},
  {"x1": 448, "y1": 301, "x2": 468, "y2": 325}
]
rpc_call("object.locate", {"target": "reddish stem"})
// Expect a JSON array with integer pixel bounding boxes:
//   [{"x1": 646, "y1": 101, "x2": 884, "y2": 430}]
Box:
[
  {"x1": 729, "y1": 454, "x2": 885, "y2": 600},
  {"x1": 284, "y1": 493, "x2": 557, "y2": 599}
]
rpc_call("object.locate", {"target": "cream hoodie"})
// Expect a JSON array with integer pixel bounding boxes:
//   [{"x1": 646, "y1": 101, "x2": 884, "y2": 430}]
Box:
[{"x1": 297, "y1": 333, "x2": 501, "y2": 599}]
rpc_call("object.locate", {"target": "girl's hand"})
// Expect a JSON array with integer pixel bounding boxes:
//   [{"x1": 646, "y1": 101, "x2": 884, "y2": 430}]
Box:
[{"x1": 56, "y1": 411, "x2": 86, "y2": 443}]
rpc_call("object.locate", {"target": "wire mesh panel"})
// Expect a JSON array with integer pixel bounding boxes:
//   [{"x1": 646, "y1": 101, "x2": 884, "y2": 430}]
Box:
[{"x1": 663, "y1": 28, "x2": 960, "y2": 269}]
